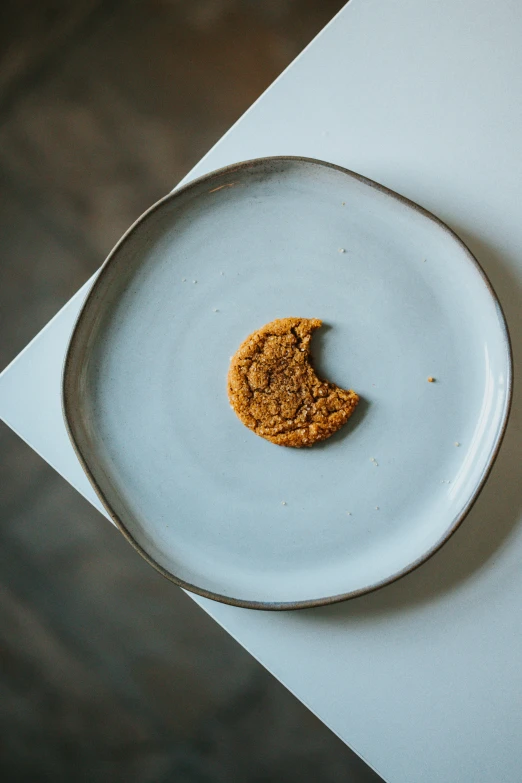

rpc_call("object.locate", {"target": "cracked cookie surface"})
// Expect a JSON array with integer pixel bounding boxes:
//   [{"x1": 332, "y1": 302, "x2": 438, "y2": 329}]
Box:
[{"x1": 227, "y1": 318, "x2": 359, "y2": 447}]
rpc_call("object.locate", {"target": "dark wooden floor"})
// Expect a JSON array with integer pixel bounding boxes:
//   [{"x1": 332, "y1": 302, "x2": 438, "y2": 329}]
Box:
[{"x1": 0, "y1": 2, "x2": 383, "y2": 781}]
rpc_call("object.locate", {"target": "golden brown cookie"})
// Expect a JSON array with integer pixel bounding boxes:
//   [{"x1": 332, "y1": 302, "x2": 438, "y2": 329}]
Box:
[{"x1": 227, "y1": 318, "x2": 359, "y2": 447}]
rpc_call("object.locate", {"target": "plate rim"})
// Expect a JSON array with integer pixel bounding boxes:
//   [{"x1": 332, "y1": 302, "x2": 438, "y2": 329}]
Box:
[{"x1": 62, "y1": 155, "x2": 514, "y2": 611}]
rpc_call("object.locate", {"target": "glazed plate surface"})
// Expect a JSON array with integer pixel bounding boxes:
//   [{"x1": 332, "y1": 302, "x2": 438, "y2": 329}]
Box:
[{"x1": 63, "y1": 157, "x2": 512, "y2": 609}]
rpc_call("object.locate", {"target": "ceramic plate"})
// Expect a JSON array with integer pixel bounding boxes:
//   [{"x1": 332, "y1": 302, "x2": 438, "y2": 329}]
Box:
[{"x1": 63, "y1": 157, "x2": 512, "y2": 610}]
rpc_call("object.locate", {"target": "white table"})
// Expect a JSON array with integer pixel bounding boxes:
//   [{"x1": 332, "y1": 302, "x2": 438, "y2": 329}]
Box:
[{"x1": 2, "y1": 1, "x2": 522, "y2": 780}]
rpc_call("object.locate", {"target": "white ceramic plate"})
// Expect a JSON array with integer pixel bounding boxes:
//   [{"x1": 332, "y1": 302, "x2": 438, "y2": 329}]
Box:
[{"x1": 63, "y1": 157, "x2": 512, "y2": 610}]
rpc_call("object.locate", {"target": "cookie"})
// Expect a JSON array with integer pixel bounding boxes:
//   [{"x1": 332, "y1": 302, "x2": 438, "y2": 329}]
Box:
[{"x1": 227, "y1": 318, "x2": 359, "y2": 447}]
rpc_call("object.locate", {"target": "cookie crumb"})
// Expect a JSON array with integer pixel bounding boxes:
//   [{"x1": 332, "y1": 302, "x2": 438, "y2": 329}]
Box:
[
  {"x1": 341, "y1": 201, "x2": 346, "y2": 206},
  {"x1": 427, "y1": 376, "x2": 435, "y2": 383},
  {"x1": 346, "y1": 511, "x2": 352, "y2": 516},
  {"x1": 338, "y1": 247, "x2": 346, "y2": 253},
  {"x1": 281, "y1": 501, "x2": 287, "y2": 506},
  {"x1": 455, "y1": 441, "x2": 460, "y2": 447},
  {"x1": 375, "y1": 506, "x2": 380, "y2": 510}
]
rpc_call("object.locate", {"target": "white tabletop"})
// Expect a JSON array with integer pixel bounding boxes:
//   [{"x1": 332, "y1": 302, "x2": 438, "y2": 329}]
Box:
[{"x1": 2, "y1": 1, "x2": 522, "y2": 780}]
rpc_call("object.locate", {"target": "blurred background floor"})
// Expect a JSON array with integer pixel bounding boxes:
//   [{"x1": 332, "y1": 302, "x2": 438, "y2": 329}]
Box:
[{"x1": 0, "y1": 2, "x2": 383, "y2": 780}]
